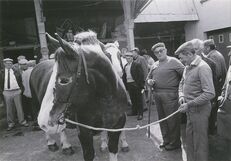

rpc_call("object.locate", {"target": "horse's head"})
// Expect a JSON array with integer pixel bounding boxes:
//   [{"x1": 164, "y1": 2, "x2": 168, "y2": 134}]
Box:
[
  {"x1": 104, "y1": 41, "x2": 123, "y2": 77},
  {"x1": 39, "y1": 31, "x2": 108, "y2": 133}
]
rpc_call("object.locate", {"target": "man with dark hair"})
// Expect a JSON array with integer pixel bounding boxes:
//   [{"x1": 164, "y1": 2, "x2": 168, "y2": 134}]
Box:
[
  {"x1": 147, "y1": 42, "x2": 184, "y2": 150},
  {"x1": 175, "y1": 40, "x2": 215, "y2": 161}
]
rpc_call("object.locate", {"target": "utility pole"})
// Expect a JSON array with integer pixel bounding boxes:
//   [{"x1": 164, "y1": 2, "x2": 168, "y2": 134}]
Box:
[{"x1": 34, "y1": 0, "x2": 49, "y2": 59}]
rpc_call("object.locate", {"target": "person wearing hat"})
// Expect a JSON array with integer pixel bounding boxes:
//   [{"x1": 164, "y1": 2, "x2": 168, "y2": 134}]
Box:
[
  {"x1": 122, "y1": 51, "x2": 145, "y2": 120},
  {"x1": 147, "y1": 42, "x2": 184, "y2": 150},
  {"x1": 131, "y1": 47, "x2": 149, "y2": 79},
  {"x1": 0, "y1": 58, "x2": 29, "y2": 131},
  {"x1": 12, "y1": 55, "x2": 26, "y2": 74},
  {"x1": 175, "y1": 41, "x2": 215, "y2": 161},
  {"x1": 19, "y1": 59, "x2": 33, "y2": 121}
]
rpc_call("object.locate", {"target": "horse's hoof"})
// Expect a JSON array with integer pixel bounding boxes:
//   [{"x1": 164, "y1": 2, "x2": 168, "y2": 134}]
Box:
[
  {"x1": 62, "y1": 147, "x2": 74, "y2": 155},
  {"x1": 121, "y1": 146, "x2": 130, "y2": 152},
  {"x1": 48, "y1": 143, "x2": 59, "y2": 152},
  {"x1": 100, "y1": 146, "x2": 108, "y2": 152}
]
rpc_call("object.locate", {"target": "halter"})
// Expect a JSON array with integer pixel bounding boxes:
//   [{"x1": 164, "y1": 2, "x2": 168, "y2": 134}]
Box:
[{"x1": 55, "y1": 47, "x2": 90, "y2": 125}]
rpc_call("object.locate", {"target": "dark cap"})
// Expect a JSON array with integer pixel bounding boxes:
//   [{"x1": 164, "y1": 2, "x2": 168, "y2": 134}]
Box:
[
  {"x1": 151, "y1": 42, "x2": 165, "y2": 52},
  {"x1": 130, "y1": 47, "x2": 140, "y2": 53}
]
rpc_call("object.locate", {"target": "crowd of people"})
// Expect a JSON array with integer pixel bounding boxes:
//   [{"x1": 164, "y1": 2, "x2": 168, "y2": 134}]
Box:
[
  {"x1": 0, "y1": 37, "x2": 230, "y2": 161},
  {"x1": 0, "y1": 55, "x2": 36, "y2": 131}
]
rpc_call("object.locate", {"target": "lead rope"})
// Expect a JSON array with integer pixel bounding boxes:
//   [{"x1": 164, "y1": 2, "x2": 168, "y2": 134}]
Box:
[{"x1": 65, "y1": 109, "x2": 180, "y2": 132}]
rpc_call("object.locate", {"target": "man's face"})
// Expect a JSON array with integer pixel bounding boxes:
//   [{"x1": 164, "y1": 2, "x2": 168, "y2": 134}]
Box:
[
  {"x1": 203, "y1": 45, "x2": 210, "y2": 55},
  {"x1": 125, "y1": 55, "x2": 133, "y2": 63},
  {"x1": 4, "y1": 61, "x2": 13, "y2": 69},
  {"x1": 132, "y1": 50, "x2": 138, "y2": 56},
  {"x1": 20, "y1": 64, "x2": 28, "y2": 71},
  {"x1": 178, "y1": 52, "x2": 192, "y2": 65},
  {"x1": 153, "y1": 47, "x2": 167, "y2": 61}
]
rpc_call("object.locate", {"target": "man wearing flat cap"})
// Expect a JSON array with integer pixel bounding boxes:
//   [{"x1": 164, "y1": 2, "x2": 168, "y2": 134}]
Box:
[
  {"x1": 122, "y1": 51, "x2": 145, "y2": 120},
  {"x1": 175, "y1": 41, "x2": 215, "y2": 161},
  {"x1": 0, "y1": 58, "x2": 28, "y2": 131},
  {"x1": 147, "y1": 42, "x2": 185, "y2": 150}
]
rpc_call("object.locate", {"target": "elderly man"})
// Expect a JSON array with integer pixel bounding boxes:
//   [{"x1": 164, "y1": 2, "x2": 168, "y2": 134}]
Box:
[
  {"x1": 147, "y1": 42, "x2": 184, "y2": 150},
  {"x1": 0, "y1": 58, "x2": 28, "y2": 131},
  {"x1": 175, "y1": 40, "x2": 215, "y2": 161}
]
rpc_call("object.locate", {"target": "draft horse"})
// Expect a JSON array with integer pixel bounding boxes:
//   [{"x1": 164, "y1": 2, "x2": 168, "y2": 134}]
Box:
[{"x1": 35, "y1": 31, "x2": 128, "y2": 161}]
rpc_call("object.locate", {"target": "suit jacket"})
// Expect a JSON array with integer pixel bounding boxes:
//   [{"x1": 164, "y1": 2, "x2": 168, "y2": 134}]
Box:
[
  {"x1": 122, "y1": 61, "x2": 145, "y2": 89},
  {"x1": 0, "y1": 68, "x2": 23, "y2": 94}
]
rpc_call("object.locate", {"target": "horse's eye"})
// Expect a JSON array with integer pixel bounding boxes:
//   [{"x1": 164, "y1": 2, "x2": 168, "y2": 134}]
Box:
[{"x1": 58, "y1": 77, "x2": 72, "y2": 85}]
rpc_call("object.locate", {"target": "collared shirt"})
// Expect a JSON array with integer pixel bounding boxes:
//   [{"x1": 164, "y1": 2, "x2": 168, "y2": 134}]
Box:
[
  {"x1": 4, "y1": 68, "x2": 20, "y2": 90},
  {"x1": 125, "y1": 62, "x2": 135, "y2": 83},
  {"x1": 179, "y1": 55, "x2": 215, "y2": 108},
  {"x1": 22, "y1": 67, "x2": 33, "y2": 97}
]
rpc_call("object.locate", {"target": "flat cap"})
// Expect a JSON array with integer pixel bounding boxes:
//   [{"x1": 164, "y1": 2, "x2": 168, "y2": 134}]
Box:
[
  {"x1": 19, "y1": 59, "x2": 28, "y2": 65},
  {"x1": 203, "y1": 39, "x2": 215, "y2": 46},
  {"x1": 130, "y1": 47, "x2": 140, "y2": 53},
  {"x1": 125, "y1": 52, "x2": 133, "y2": 56},
  {"x1": 3, "y1": 58, "x2": 13, "y2": 62},
  {"x1": 17, "y1": 55, "x2": 25, "y2": 60},
  {"x1": 175, "y1": 41, "x2": 194, "y2": 55},
  {"x1": 151, "y1": 42, "x2": 165, "y2": 52}
]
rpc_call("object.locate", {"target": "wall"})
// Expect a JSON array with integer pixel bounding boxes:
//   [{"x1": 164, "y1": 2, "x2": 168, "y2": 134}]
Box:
[{"x1": 184, "y1": 0, "x2": 231, "y2": 41}]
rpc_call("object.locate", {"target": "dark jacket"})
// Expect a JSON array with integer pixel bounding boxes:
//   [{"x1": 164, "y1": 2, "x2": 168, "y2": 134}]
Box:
[
  {"x1": 122, "y1": 61, "x2": 145, "y2": 89},
  {"x1": 0, "y1": 68, "x2": 23, "y2": 93}
]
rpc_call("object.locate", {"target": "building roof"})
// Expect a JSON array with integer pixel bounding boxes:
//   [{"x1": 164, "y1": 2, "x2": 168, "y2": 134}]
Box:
[{"x1": 134, "y1": 0, "x2": 199, "y2": 23}]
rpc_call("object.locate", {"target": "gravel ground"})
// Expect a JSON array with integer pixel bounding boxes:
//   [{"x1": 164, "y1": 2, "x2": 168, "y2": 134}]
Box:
[{"x1": 0, "y1": 105, "x2": 230, "y2": 161}]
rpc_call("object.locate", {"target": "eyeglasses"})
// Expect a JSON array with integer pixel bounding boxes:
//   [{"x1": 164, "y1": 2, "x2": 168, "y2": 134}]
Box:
[{"x1": 154, "y1": 48, "x2": 165, "y2": 54}]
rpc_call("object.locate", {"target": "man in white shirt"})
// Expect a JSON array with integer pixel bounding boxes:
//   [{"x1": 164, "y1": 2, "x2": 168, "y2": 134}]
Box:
[{"x1": 0, "y1": 58, "x2": 28, "y2": 131}]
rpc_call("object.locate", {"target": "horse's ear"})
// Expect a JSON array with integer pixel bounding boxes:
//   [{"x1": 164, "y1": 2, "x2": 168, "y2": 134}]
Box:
[
  {"x1": 55, "y1": 33, "x2": 77, "y2": 56},
  {"x1": 46, "y1": 33, "x2": 60, "y2": 50}
]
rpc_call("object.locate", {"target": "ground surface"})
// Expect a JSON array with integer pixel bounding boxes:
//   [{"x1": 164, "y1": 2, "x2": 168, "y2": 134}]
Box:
[{"x1": 0, "y1": 105, "x2": 230, "y2": 161}]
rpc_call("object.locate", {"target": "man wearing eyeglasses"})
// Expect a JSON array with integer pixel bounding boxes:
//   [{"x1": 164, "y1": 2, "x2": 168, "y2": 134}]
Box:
[{"x1": 147, "y1": 42, "x2": 184, "y2": 150}]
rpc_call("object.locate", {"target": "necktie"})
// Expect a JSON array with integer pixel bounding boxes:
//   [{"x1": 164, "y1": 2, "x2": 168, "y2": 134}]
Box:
[{"x1": 7, "y1": 69, "x2": 10, "y2": 89}]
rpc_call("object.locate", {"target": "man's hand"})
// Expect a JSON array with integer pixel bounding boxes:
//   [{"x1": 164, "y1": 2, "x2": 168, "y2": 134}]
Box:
[
  {"x1": 178, "y1": 103, "x2": 188, "y2": 113},
  {"x1": 147, "y1": 79, "x2": 155, "y2": 86},
  {"x1": 179, "y1": 96, "x2": 185, "y2": 105},
  {"x1": 217, "y1": 96, "x2": 224, "y2": 106}
]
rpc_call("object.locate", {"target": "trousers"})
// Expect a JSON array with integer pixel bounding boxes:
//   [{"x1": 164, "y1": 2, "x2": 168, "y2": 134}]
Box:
[
  {"x1": 153, "y1": 91, "x2": 181, "y2": 146},
  {"x1": 3, "y1": 89, "x2": 25, "y2": 126},
  {"x1": 186, "y1": 103, "x2": 211, "y2": 161}
]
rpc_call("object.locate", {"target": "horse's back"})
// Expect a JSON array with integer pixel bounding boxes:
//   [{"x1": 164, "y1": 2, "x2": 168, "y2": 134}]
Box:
[{"x1": 30, "y1": 60, "x2": 54, "y2": 104}]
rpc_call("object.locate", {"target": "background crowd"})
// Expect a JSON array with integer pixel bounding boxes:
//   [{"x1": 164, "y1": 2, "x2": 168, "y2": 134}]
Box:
[{"x1": 0, "y1": 37, "x2": 230, "y2": 161}]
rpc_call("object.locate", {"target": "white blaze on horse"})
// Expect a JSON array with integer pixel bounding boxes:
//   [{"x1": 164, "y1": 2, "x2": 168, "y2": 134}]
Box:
[
  {"x1": 30, "y1": 60, "x2": 74, "y2": 155},
  {"x1": 32, "y1": 31, "x2": 129, "y2": 161}
]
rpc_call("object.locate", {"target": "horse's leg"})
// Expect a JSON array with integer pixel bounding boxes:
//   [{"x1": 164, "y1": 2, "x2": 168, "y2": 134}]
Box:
[
  {"x1": 120, "y1": 131, "x2": 129, "y2": 152},
  {"x1": 46, "y1": 133, "x2": 59, "y2": 152},
  {"x1": 79, "y1": 128, "x2": 95, "y2": 161},
  {"x1": 108, "y1": 131, "x2": 120, "y2": 161},
  {"x1": 100, "y1": 131, "x2": 108, "y2": 152},
  {"x1": 108, "y1": 113, "x2": 126, "y2": 161},
  {"x1": 60, "y1": 130, "x2": 74, "y2": 155}
]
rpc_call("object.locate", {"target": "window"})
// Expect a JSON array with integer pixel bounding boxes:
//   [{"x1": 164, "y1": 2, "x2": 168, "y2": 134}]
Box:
[
  {"x1": 229, "y1": 33, "x2": 231, "y2": 42},
  {"x1": 218, "y1": 34, "x2": 224, "y2": 43},
  {"x1": 208, "y1": 35, "x2": 214, "y2": 40}
]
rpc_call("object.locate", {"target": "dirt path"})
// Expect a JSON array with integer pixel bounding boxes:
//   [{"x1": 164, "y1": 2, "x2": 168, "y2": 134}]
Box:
[{"x1": 0, "y1": 106, "x2": 229, "y2": 161}]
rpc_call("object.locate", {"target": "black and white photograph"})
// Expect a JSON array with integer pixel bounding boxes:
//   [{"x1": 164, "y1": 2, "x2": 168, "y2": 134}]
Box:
[{"x1": 0, "y1": 0, "x2": 231, "y2": 161}]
